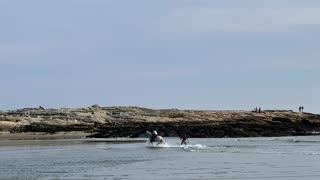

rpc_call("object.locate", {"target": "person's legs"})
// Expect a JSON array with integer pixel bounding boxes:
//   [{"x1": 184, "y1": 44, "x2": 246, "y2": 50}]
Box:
[{"x1": 181, "y1": 139, "x2": 186, "y2": 146}]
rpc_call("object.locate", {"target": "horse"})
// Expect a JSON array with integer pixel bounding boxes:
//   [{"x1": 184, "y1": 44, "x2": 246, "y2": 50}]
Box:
[{"x1": 146, "y1": 131, "x2": 164, "y2": 146}]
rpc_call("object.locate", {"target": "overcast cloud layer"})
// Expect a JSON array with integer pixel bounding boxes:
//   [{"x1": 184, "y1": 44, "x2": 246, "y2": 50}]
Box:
[{"x1": 1, "y1": 0, "x2": 320, "y2": 113}]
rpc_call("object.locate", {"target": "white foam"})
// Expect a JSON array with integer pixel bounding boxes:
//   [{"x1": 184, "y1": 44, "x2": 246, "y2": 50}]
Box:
[
  {"x1": 181, "y1": 144, "x2": 208, "y2": 152},
  {"x1": 146, "y1": 142, "x2": 177, "y2": 148},
  {"x1": 145, "y1": 142, "x2": 208, "y2": 150}
]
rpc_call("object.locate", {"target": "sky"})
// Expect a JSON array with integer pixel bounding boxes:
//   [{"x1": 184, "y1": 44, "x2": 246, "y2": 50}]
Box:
[{"x1": 1, "y1": 0, "x2": 320, "y2": 113}]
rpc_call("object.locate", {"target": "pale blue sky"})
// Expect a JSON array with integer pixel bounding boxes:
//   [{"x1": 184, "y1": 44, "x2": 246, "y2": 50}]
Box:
[{"x1": 1, "y1": 0, "x2": 320, "y2": 113}]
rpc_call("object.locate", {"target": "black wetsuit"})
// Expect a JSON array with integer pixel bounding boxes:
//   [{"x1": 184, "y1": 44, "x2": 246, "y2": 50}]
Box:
[{"x1": 181, "y1": 134, "x2": 188, "y2": 145}]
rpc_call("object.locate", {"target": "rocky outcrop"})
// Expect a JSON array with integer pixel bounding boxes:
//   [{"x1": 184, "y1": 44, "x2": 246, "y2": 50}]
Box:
[{"x1": 1, "y1": 106, "x2": 320, "y2": 138}]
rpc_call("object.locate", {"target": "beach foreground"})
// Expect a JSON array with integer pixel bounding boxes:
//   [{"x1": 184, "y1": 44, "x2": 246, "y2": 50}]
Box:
[{"x1": 1, "y1": 136, "x2": 320, "y2": 179}]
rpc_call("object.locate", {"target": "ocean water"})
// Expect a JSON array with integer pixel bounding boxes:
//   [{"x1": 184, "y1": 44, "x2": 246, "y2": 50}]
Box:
[{"x1": 1, "y1": 136, "x2": 320, "y2": 180}]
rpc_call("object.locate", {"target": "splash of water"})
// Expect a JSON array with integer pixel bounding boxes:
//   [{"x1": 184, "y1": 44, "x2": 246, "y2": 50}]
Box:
[{"x1": 145, "y1": 142, "x2": 208, "y2": 151}]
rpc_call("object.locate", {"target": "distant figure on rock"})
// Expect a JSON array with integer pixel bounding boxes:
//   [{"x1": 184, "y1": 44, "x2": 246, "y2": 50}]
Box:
[
  {"x1": 258, "y1": 107, "x2": 261, "y2": 113},
  {"x1": 299, "y1": 106, "x2": 304, "y2": 113}
]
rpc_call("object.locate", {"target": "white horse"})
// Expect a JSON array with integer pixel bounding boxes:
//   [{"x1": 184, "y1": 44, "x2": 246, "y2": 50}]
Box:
[{"x1": 146, "y1": 131, "x2": 164, "y2": 146}]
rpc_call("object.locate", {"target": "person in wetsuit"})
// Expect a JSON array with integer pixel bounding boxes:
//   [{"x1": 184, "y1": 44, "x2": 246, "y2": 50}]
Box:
[{"x1": 180, "y1": 133, "x2": 189, "y2": 146}]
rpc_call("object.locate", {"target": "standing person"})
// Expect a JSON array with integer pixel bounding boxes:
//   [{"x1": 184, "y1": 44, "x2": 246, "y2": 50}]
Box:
[
  {"x1": 299, "y1": 106, "x2": 301, "y2": 112},
  {"x1": 302, "y1": 106, "x2": 304, "y2": 113},
  {"x1": 258, "y1": 107, "x2": 261, "y2": 113},
  {"x1": 180, "y1": 133, "x2": 189, "y2": 146}
]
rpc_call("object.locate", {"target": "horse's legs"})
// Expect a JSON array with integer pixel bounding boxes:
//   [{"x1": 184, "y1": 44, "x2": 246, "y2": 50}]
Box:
[{"x1": 156, "y1": 139, "x2": 163, "y2": 146}]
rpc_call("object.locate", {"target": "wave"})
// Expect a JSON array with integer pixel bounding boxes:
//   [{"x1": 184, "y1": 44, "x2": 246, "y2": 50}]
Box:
[
  {"x1": 282, "y1": 139, "x2": 320, "y2": 143},
  {"x1": 234, "y1": 137, "x2": 320, "y2": 144}
]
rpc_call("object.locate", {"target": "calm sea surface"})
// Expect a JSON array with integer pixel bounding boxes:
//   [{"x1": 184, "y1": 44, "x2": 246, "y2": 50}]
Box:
[{"x1": 1, "y1": 136, "x2": 320, "y2": 180}]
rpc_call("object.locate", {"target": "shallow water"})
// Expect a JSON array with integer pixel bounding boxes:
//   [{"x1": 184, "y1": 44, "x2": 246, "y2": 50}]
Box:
[{"x1": 1, "y1": 136, "x2": 320, "y2": 179}]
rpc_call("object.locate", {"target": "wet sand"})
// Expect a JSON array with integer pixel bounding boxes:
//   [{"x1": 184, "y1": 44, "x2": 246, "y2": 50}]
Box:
[
  {"x1": 0, "y1": 131, "x2": 90, "y2": 140},
  {"x1": 0, "y1": 131, "x2": 90, "y2": 147},
  {"x1": 0, "y1": 131, "x2": 147, "y2": 147}
]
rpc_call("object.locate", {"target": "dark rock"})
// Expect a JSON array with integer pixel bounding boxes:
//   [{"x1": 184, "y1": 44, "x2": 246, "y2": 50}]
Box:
[
  {"x1": 1, "y1": 106, "x2": 320, "y2": 138},
  {"x1": 91, "y1": 104, "x2": 101, "y2": 108}
]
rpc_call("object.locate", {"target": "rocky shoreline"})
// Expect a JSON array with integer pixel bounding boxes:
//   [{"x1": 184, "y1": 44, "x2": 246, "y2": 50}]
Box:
[{"x1": 1, "y1": 106, "x2": 320, "y2": 138}]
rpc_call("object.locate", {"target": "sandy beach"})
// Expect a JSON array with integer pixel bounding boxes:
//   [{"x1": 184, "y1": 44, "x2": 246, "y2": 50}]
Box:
[
  {"x1": 0, "y1": 131, "x2": 148, "y2": 147},
  {"x1": 0, "y1": 131, "x2": 90, "y2": 147},
  {"x1": 0, "y1": 131, "x2": 90, "y2": 140}
]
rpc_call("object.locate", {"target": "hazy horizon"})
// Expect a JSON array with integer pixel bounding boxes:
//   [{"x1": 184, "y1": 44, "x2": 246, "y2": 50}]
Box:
[
  {"x1": 0, "y1": 105, "x2": 299, "y2": 111},
  {"x1": 1, "y1": 0, "x2": 320, "y2": 113}
]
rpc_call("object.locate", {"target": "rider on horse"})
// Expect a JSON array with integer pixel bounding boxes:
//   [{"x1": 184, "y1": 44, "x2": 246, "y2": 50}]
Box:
[{"x1": 150, "y1": 130, "x2": 158, "y2": 142}]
